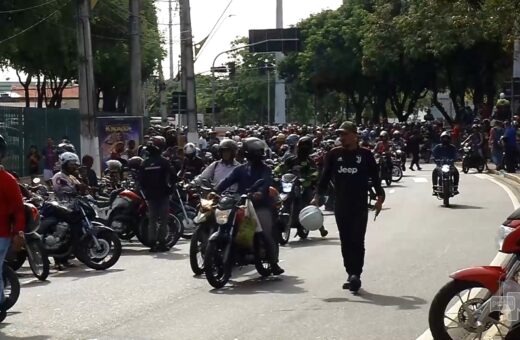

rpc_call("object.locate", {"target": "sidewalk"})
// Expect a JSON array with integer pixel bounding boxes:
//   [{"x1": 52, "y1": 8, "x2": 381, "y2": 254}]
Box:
[{"x1": 487, "y1": 163, "x2": 520, "y2": 185}]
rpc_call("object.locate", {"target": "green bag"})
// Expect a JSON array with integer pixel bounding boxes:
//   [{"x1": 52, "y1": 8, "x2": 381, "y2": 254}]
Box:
[{"x1": 235, "y1": 215, "x2": 256, "y2": 249}]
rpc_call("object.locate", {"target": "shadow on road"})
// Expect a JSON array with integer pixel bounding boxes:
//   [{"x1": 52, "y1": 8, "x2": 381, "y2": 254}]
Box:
[
  {"x1": 20, "y1": 279, "x2": 51, "y2": 288},
  {"x1": 209, "y1": 275, "x2": 306, "y2": 295},
  {"x1": 0, "y1": 332, "x2": 49, "y2": 340},
  {"x1": 322, "y1": 290, "x2": 427, "y2": 310},
  {"x1": 446, "y1": 204, "x2": 484, "y2": 210},
  {"x1": 286, "y1": 238, "x2": 341, "y2": 249},
  {"x1": 50, "y1": 267, "x2": 125, "y2": 280},
  {"x1": 122, "y1": 248, "x2": 189, "y2": 260}
]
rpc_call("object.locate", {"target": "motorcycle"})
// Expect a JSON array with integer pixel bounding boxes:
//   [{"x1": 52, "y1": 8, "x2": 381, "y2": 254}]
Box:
[
  {"x1": 376, "y1": 153, "x2": 393, "y2": 187},
  {"x1": 107, "y1": 188, "x2": 183, "y2": 248},
  {"x1": 203, "y1": 180, "x2": 279, "y2": 289},
  {"x1": 462, "y1": 143, "x2": 486, "y2": 173},
  {"x1": 428, "y1": 216, "x2": 520, "y2": 339},
  {"x1": 1, "y1": 264, "x2": 20, "y2": 320},
  {"x1": 171, "y1": 183, "x2": 198, "y2": 240},
  {"x1": 433, "y1": 161, "x2": 456, "y2": 207},
  {"x1": 6, "y1": 202, "x2": 50, "y2": 281},
  {"x1": 39, "y1": 197, "x2": 122, "y2": 270},
  {"x1": 190, "y1": 196, "x2": 216, "y2": 275},
  {"x1": 276, "y1": 173, "x2": 309, "y2": 245}
]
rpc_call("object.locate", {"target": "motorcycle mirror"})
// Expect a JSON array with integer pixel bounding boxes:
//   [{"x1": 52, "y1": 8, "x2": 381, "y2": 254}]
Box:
[{"x1": 32, "y1": 177, "x2": 41, "y2": 184}]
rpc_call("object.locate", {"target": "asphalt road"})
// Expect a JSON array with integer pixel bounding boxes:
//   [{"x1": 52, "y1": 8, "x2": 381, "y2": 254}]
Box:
[{"x1": 0, "y1": 164, "x2": 515, "y2": 340}]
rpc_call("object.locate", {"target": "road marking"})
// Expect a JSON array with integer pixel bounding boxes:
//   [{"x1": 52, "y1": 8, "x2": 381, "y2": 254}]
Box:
[
  {"x1": 413, "y1": 178, "x2": 428, "y2": 183},
  {"x1": 416, "y1": 173, "x2": 517, "y2": 340}
]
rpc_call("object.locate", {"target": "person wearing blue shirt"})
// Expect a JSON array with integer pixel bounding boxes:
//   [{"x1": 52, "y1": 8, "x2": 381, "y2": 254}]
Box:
[
  {"x1": 216, "y1": 137, "x2": 284, "y2": 276},
  {"x1": 432, "y1": 131, "x2": 459, "y2": 195}
]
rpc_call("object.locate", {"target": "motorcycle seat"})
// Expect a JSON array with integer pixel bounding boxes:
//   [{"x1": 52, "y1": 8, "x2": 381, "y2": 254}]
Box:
[{"x1": 95, "y1": 200, "x2": 111, "y2": 209}]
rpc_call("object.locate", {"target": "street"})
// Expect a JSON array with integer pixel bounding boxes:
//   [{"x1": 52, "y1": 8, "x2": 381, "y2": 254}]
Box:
[{"x1": 0, "y1": 165, "x2": 515, "y2": 340}]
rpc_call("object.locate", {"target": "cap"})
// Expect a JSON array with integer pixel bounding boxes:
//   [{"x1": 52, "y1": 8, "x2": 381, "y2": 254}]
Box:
[{"x1": 336, "y1": 121, "x2": 357, "y2": 134}]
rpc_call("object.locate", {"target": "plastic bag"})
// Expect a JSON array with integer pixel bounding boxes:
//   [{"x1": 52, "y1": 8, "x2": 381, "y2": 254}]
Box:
[{"x1": 235, "y1": 199, "x2": 261, "y2": 248}]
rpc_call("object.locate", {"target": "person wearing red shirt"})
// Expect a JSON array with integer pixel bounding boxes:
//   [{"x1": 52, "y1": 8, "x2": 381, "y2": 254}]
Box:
[{"x1": 0, "y1": 134, "x2": 25, "y2": 321}]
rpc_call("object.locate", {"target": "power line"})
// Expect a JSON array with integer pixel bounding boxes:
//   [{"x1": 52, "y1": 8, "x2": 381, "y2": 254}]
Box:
[
  {"x1": 0, "y1": 1, "x2": 70, "y2": 45},
  {"x1": 195, "y1": 0, "x2": 234, "y2": 61},
  {"x1": 0, "y1": 0, "x2": 58, "y2": 14}
]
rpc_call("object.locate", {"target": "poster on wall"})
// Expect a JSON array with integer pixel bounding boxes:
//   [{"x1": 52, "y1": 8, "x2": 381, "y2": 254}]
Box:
[{"x1": 97, "y1": 116, "x2": 142, "y2": 171}]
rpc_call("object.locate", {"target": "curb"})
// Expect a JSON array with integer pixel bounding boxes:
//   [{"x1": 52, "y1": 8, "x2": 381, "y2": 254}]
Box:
[{"x1": 488, "y1": 169, "x2": 520, "y2": 185}]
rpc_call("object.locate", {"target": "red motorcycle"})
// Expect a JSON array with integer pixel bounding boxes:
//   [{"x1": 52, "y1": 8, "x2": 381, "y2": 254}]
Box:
[{"x1": 428, "y1": 208, "x2": 520, "y2": 339}]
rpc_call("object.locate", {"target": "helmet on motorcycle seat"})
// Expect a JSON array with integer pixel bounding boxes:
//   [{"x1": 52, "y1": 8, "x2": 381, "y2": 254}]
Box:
[
  {"x1": 0, "y1": 134, "x2": 6, "y2": 159},
  {"x1": 299, "y1": 205, "x2": 324, "y2": 231},
  {"x1": 106, "y1": 159, "x2": 122, "y2": 172},
  {"x1": 128, "y1": 156, "x2": 143, "y2": 169},
  {"x1": 219, "y1": 139, "x2": 238, "y2": 153},
  {"x1": 184, "y1": 143, "x2": 197, "y2": 156},
  {"x1": 243, "y1": 137, "x2": 266, "y2": 161},
  {"x1": 60, "y1": 152, "x2": 80, "y2": 167},
  {"x1": 286, "y1": 134, "x2": 299, "y2": 147}
]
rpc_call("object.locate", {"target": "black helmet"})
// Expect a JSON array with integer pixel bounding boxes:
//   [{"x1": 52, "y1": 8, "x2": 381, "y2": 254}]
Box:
[
  {"x1": 243, "y1": 137, "x2": 266, "y2": 161},
  {"x1": 296, "y1": 136, "x2": 313, "y2": 158},
  {"x1": 128, "y1": 156, "x2": 144, "y2": 169},
  {"x1": 0, "y1": 134, "x2": 6, "y2": 159}
]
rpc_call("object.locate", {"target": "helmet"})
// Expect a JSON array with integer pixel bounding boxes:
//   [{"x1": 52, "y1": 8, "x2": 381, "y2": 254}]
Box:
[
  {"x1": 0, "y1": 134, "x2": 6, "y2": 158},
  {"x1": 60, "y1": 152, "x2": 80, "y2": 166},
  {"x1": 57, "y1": 142, "x2": 76, "y2": 155},
  {"x1": 276, "y1": 133, "x2": 286, "y2": 143},
  {"x1": 393, "y1": 131, "x2": 401, "y2": 137},
  {"x1": 286, "y1": 134, "x2": 299, "y2": 147},
  {"x1": 380, "y1": 131, "x2": 388, "y2": 138},
  {"x1": 243, "y1": 137, "x2": 266, "y2": 161},
  {"x1": 298, "y1": 205, "x2": 324, "y2": 231},
  {"x1": 500, "y1": 92, "x2": 506, "y2": 99},
  {"x1": 297, "y1": 136, "x2": 313, "y2": 157},
  {"x1": 472, "y1": 124, "x2": 480, "y2": 130},
  {"x1": 106, "y1": 159, "x2": 122, "y2": 172},
  {"x1": 440, "y1": 131, "x2": 451, "y2": 140},
  {"x1": 128, "y1": 156, "x2": 143, "y2": 169},
  {"x1": 184, "y1": 143, "x2": 197, "y2": 156},
  {"x1": 151, "y1": 136, "x2": 166, "y2": 150},
  {"x1": 233, "y1": 135, "x2": 241, "y2": 142},
  {"x1": 219, "y1": 139, "x2": 238, "y2": 153}
]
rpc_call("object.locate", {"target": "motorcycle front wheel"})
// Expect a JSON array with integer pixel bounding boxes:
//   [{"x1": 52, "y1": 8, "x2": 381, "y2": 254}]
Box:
[
  {"x1": 2, "y1": 265, "x2": 20, "y2": 311},
  {"x1": 78, "y1": 231, "x2": 122, "y2": 270},
  {"x1": 429, "y1": 280, "x2": 504, "y2": 340},
  {"x1": 189, "y1": 227, "x2": 207, "y2": 276},
  {"x1": 26, "y1": 239, "x2": 50, "y2": 281},
  {"x1": 392, "y1": 165, "x2": 403, "y2": 182},
  {"x1": 204, "y1": 241, "x2": 231, "y2": 289},
  {"x1": 177, "y1": 206, "x2": 198, "y2": 240}
]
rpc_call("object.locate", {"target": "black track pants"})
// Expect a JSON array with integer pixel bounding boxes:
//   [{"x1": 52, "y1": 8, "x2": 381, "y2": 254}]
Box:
[{"x1": 334, "y1": 206, "x2": 368, "y2": 277}]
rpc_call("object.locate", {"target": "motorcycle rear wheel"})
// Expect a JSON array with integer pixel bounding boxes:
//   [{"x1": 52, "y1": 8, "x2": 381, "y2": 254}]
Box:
[
  {"x1": 2, "y1": 265, "x2": 20, "y2": 311},
  {"x1": 254, "y1": 236, "x2": 273, "y2": 277},
  {"x1": 26, "y1": 239, "x2": 50, "y2": 281},
  {"x1": 204, "y1": 241, "x2": 231, "y2": 289},
  {"x1": 137, "y1": 214, "x2": 183, "y2": 249}
]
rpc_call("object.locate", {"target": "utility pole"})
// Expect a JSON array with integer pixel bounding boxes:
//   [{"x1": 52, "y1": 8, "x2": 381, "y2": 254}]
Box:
[
  {"x1": 513, "y1": 38, "x2": 520, "y2": 115},
  {"x1": 129, "y1": 0, "x2": 143, "y2": 116},
  {"x1": 168, "y1": 0, "x2": 174, "y2": 80},
  {"x1": 179, "y1": 0, "x2": 198, "y2": 142},
  {"x1": 76, "y1": 0, "x2": 99, "y2": 172},
  {"x1": 159, "y1": 65, "x2": 168, "y2": 125},
  {"x1": 274, "y1": 0, "x2": 286, "y2": 124}
]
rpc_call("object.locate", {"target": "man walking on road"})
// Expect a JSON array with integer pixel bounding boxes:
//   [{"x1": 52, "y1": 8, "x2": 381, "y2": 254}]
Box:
[{"x1": 311, "y1": 121, "x2": 385, "y2": 293}]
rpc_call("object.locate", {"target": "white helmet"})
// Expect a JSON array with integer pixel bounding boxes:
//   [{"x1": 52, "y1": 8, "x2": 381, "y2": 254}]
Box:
[
  {"x1": 59, "y1": 152, "x2": 80, "y2": 165},
  {"x1": 299, "y1": 205, "x2": 324, "y2": 231},
  {"x1": 183, "y1": 143, "x2": 196, "y2": 155},
  {"x1": 500, "y1": 92, "x2": 506, "y2": 99},
  {"x1": 106, "y1": 159, "x2": 122, "y2": 172}
]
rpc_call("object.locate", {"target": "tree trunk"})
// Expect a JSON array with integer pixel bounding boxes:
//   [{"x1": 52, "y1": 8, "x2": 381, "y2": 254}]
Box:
[
  {"x1": 101, "y1": 87, "x2": 117, "y2": 112},
  {"x1": 16, "y1": 71, "x2": 32, "y2": 108},
  {"x1": 432, "y1": 88, "x2": 454, "y2": 126}
]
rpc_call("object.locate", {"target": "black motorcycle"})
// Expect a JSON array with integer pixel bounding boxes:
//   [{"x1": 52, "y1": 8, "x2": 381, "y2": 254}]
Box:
[
  {"x1": 433, "y1": 162, "x2": 456, "y2": 207},
  {"x1": 376, "y1": 153, "x2": 393, "y2": 186},
  {"x1": 0, "y1": 264, "x2": 20, "y2": 321},
  {"x1": 203, "y1": 180, "x2": 279, "y2": 289},
  {"x1": 39, "y1": 197, "x2": 122, "y2": 270},
  {"x1": 277, "y1": 173, "x2": 309, "y2": 245},
  {"x1": 461, "y1": 143, "x2": 485, "y2": 173}
]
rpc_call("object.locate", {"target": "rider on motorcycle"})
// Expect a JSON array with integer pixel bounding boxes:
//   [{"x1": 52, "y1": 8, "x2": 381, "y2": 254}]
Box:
[
  {"x1": 181, "y1": 143, "x2": 205, "y2": 180},
  {"x1": 391, "y1": 131, "x2": 407, "y2": 171},
  {"x1": 282, "y1": 134, "x2": 299, "y2": 162},
  {"x1": 432, "y1": 131, "x2": 460, "y2": 195},
  {"x1": 52, "y1": 152, "x2": 84, "y2": 200},
  {"x1": 462, "y1": 124, "x2": 484, "y2": 158},
  {"x1": 196, "y1": 139, "x2": 240, "y2": 192},
  {"x1": 274, "y1": 136, "x2": 329, "y2": 237},
  {"x1": 215, "y1": 137, "x2": 284, "y2": 275},
  {"x1": 374, "y1": 131, "x2": 391, "y2": 154}
]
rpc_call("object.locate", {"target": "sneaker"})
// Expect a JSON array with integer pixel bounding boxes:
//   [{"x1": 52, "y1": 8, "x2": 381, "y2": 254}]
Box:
[
  {"x1": 349, "y1": 275, "x2": 361, "y2": 292},
  {"x1": 454, "y1": 188, "x2": 459, "y2": 195},
  {"x1": 342, "y1": 275, "x2": 353, "y2": 290},
  {"x1": 417, "y1": 167, "x2": 422, "y2": 171},
  {"x1": 319, "y1": 227, "x2": 328, "y2": 237},
  {"x1": 409, "y1": 167, "x2": 415, "y2": 171},
  {"x1": 271, "y1": 264, "x2": 285, "y2": 276}
]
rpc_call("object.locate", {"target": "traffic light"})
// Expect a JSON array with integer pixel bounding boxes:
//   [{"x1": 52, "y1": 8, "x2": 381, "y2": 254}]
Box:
[{"x1": 227, "y1": 62, "x2": 236, "y2": 78}]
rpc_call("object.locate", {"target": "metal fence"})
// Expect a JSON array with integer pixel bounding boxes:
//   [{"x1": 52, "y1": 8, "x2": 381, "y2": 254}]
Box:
[{"x1": 0, "y1": 106, "x2": 81, "y2": 176}]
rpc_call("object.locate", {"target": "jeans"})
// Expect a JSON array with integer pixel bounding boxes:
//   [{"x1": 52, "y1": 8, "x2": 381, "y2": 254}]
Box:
[
  {"x1": 0, "y1": 238, "x2": 11, "y2": 305},
  {"x1": 146, "y1": 198, "x2": 170, "y2": 246},
  {"x1": 491, "y1": 147, "x2": 504, "y2": 169}
]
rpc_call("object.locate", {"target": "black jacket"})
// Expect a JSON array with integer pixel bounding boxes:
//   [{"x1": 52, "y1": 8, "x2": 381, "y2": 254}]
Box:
[{"x1": 138, "y1": 155, "x2": 175, "y2": 200}]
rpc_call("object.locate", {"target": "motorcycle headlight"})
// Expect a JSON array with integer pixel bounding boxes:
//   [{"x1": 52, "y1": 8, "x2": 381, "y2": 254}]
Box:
[
  {"x1": 497, "y1": 225, "x2": 515, "y2": 250},
  {"x1": 282, "y1": 182, "x2": 293, "y2": 193},
  {"x1": 215, "y1": 209, "x2": 231, "y2": 225},
  {"x1": 441, "y1": 165, "x2": 450, "y2": 173}
]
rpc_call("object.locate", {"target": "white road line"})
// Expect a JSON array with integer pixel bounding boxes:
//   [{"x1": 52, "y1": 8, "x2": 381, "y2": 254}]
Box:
[
  {"x1": 416, "y1": 173, "x2": 517, "y2": 340},
  {"x1": 413, "y1": 178, "x2": 428, "y2": 183}
]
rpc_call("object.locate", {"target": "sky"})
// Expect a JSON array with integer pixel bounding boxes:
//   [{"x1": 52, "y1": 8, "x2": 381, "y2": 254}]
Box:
[{"x1": 0, "y1": 0, "x2": 343, "y2": 81}]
